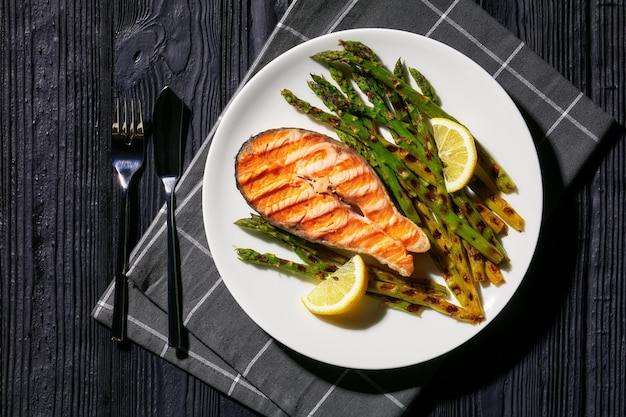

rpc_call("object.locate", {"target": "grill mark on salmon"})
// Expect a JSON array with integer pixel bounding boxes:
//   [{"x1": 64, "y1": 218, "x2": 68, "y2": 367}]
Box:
[{"x1": 235, "y1": 128, "x2": 430, "y2": 277}]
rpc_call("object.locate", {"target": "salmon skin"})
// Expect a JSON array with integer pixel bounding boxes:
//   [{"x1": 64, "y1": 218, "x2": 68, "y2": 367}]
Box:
[{"x1": 235, "y1": 128, "x2": 430, "y2": 277}]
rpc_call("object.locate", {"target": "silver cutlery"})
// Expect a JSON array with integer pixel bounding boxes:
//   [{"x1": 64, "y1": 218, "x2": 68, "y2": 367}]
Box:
[
  {"x1": 153, "y1": 86, "x2": 189, "y2": 351},
  {"x1": 110, "y1": 99, "x2": 146, "y2": 342}
]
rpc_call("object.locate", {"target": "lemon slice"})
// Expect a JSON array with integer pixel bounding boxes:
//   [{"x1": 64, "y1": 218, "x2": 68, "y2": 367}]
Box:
[
  {"x1": 301, "y1": 254, "x2": 368, "y2": 315},
  {"x1": 430, "y1": 117, "x2": 478, "y2": 192}
]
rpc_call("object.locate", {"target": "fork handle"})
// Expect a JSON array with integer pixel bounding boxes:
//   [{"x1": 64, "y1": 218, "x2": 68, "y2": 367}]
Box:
[
  {"x1": 111, "y1": 187, "x2": 131, "y2": 342},
  {"x1": 165, "y1": 190, "x2": 185, "y2": 350}
]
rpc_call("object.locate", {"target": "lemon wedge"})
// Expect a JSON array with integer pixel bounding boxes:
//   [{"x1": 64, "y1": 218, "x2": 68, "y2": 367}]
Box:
[
  {"x1": 301, "y1": 254, "x2": 368, "y2": 315},
  {"x1": 430, "y1": 117, "x2": 478, "y2": 192}
]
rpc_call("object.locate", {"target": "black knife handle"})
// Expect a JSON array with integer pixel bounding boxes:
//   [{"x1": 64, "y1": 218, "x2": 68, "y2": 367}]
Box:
[{"x1": 165, "y1": 190, "x2": 184, "y2": 350}]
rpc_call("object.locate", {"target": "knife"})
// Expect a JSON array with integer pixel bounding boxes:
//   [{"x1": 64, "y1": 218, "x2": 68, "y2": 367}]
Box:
[{"x1": 153, "y1": 86, "x2": 190, "y2": 351}]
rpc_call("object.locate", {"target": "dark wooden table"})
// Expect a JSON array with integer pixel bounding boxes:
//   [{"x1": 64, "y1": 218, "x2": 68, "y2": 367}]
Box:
[{"x1": 2, "y1": 0, "x2": 624, "y2": 416}]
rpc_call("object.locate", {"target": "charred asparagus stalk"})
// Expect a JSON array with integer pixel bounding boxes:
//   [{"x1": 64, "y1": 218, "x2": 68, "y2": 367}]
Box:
[
  {"x1": 474, "y1": 202, "x2": 506, "y2": 234},
  {"x1": 469, "y1": 175, "x2": 525, "y2": 232},
  {"x1": 367, "y1": 280, "x2": 483, "y2": 323},
  {"x1": 413, "y1": 200, "x2": 484, "y2": 317},
  {"x1": 409, "y1": 66, "x2": 439, "y2": 103}
]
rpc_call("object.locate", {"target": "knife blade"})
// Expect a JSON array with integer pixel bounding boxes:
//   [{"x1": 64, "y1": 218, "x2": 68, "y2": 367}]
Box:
[{"x1": 153, "y1": 86, "x2": 190, "y2": 352}]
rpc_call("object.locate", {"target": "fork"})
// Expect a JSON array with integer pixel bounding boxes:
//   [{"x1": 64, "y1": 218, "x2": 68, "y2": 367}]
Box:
[{"x1": 110, "y1": 99, "x2": 146, "y2": 342}]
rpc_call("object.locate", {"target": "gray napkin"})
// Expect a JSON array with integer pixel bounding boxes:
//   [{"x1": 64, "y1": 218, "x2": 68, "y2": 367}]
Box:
[{"x1": 93, "y1": 0, "x2": 617, "y2": 416}]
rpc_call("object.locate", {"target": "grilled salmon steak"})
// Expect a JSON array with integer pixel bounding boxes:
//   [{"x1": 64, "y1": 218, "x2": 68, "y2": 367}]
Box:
[{"x1": 235, "y1": 128, "x2": 430, "y2": 276}]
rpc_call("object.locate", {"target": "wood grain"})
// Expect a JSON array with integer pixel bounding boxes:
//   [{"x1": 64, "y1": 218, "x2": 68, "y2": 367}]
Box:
[
  {"x1": 1, "y1": 0, "x2": 113, "y2": 415},
  {"x1": 1, "y1": 0, "x2": 623, "y2": 416}
]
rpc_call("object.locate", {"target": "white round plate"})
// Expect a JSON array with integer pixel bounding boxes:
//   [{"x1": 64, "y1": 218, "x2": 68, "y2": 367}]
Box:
[{"x1": 202, "y1": 28, "x2": 543, "y2": 370}]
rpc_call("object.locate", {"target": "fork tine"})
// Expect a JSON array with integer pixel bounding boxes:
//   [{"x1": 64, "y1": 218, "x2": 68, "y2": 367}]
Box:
[
  {"x1": 112, "y1": 99, "x2": 120, "y2": 134},
  {"x1": 129, "y1": 100, "x2": 135, "y2": 139},
  {"x1": 121, "y1": 100, "x2": 128, "y2": 137},
  {"x1": 136, "y1": 100, "x2": 144, "y2": 137}
]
